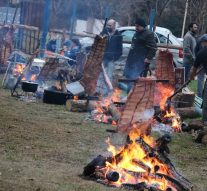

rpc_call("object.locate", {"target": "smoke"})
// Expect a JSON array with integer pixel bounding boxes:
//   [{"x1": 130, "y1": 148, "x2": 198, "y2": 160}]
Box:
[{"x1": 134, "y1": 108, "x2": 155, "y2": 122}]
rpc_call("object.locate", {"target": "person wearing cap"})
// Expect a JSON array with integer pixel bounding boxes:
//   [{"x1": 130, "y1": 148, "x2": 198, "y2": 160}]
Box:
[
  {"x1": 123, "y1": 18, "x2": 157, "y2": 89},
  {"x1": 194, "y1": 33, "x2": 207, "y2": 98},
  {"x1": 64, "y1": 38, "x2": 81, "y2": 65},
  {"x1": 183, "y1": 22, "x2": 198, "y2": 81},
  {"x1": 190, "y1": 35, "x2": 207, "y2": 125}
]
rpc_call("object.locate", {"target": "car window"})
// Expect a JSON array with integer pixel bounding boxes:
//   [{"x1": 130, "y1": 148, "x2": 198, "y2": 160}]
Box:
[
  {"x1": 121, "y1": 30, "x2": 135, "y2": 42},
  {"x1": 156, "y1": 33, "x2": 172, "y2": 44}
]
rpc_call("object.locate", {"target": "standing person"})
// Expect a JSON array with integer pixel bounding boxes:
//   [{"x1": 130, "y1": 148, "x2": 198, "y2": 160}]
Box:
[
  {"x1": 183, "y1": 22, "x2": 198, "y2": 81},
  {"x1": 101, "y1": 19, "x2": 123, "y2": 83},
  {"x1": 194, "y1": 33, "x2": 207, "y2": 98},
  {"x1": 64, "y1": 38, "x2": 81, "y2": 65},
  {"x1": 95, "y1": 19, "x2": 123, "y2": 96},
  {"x1": 62, "y1": 32, "x2": 71, "y2": 51},
  {"x1": 190, "y1": 35, "x2": 207, "y2": 125},
  {"x1": 123, "y1": 18, "x2": 157, "y2": 90},
  {"x1": 46, "y1": 32, "x2": 57, "y2": 53}
]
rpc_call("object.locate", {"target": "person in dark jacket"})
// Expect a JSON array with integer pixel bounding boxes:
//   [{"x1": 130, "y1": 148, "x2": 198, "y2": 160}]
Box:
[
  {"x1": 190, "y1": 35, "x2": 207, "y2": 125},
  {"x1": 64, "y1": 38, "x2": 81, "y2": 65},
  {"x1": 183, "y1": 22, "x2": 198, "y2": 81},
  {"x1": 46, "y1": 32, "x2": 57, "y2": 52},
  {"x1": 123, "y1": 18, "x2": 157, "y2": 82},
  {"x1": 101, "y1": 19, "x2": 123, "y2": 82},
  {"x1": 194, "y1": 33, "x2": 207, "y2": 98},
  {"x1": 96, "y1": 19, "x2": 123, "y2": 96}
]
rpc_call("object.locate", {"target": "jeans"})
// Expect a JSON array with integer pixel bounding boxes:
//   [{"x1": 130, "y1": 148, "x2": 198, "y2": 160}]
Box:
[
  {"x1": 96, "y1": 59, "x2": 114, "y2": 96},
  {"x1": 197, "y1": 68, "x2": 206, "y2": 98},
  {"x1": 202, "y1": 80, "x2": 207, "y2": 122},
  {"x1": 103, "y1": 59, "x2": 114, "y2": 83},
  {"x1": 183, "y1": 62, "x2": 192, "y2": 81},
  {"x1": 123, "y1": 54, "x2": 145, "y2": 92}
]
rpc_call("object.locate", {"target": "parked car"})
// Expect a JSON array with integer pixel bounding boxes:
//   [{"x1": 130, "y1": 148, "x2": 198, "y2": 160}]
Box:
[
  {"x1": 80, "y1": 26, "x2": 183, "y2": 67},
  {"x1": 117, "y1": 26, "x2": 183, "y2": 67}
]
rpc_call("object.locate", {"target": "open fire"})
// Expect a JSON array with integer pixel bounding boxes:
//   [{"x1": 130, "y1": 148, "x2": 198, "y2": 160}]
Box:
[
  {"x1": 83, "y1": 80, "x2": 191, "y2": 190},
  {"x1": 83, "y1": 125, "x2": 192, "y2": 191},
  {"x1": 90, "y1": 82, "x2": 182, "y2": 132},
  {"x1": 89, "y1": 88, "x2": 122, "y2": 125}
]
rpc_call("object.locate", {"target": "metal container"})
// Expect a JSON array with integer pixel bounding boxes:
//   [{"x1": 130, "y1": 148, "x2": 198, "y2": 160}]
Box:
[{"x1": 21, "y1": 81, "x2": 38, "y2": 92}]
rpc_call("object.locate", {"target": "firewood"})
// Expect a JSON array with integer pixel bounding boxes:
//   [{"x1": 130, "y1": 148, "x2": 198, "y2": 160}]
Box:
[
  {"x1": 83, "y1": 155, "x2": 109, "y2": 176},
  {"x1": 187, "y1": 120, "x2": 204, "y2": 132},
  {"x1": 66, "y1": 99, "x2": 88, "y2": 112},
  {"x1": 202, "y1": 134, "x2": 207, "y2": 145},
  {"x1": 106, "y1": 171, "x2": 120, "y2": 182},
  {"x1": 173, "y1": 91, "x2": 195, "y2": 108},
  {"x1": 175, "y1": 107, "x2": 200, "y2": 119},
  {"x1": 193, "y1": 129, "x2": 207, "y2": 144}
]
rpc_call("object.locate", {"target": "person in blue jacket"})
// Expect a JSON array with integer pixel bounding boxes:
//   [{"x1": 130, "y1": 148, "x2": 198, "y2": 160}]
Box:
[{"x1": 64, "y1": 38, "x2": 81, "y2": 65}]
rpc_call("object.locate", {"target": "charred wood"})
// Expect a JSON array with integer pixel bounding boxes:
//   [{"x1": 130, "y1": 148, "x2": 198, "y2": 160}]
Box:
[
  {"x1": 83, "y1": 155, "x2": 111, "y2": 177},
  {"x1": 106, "y1": 171, "x2": 120, "y2": 182},
  {"x1": 136, "y1": 138, "x2": 193, "y2": 191}
]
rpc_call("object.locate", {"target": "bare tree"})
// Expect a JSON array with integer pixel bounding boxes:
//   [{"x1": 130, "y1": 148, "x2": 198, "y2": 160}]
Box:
[{"x1": 188, "y1": 0, "x2": 207, "y2": 34}]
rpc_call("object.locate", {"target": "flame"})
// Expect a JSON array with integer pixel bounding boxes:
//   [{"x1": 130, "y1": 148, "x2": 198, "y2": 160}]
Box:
[
  {"x1": 13, "y1": 63, "x2": 26, "y2": 76},
  {"x1": 111, "y1": 88, "x2": 122, "y2": 102},
  {"x1": 30, "y1": 74, "x2": 36, "y2": 81},
  {"x1": 155, "y1": 83, "x2": 174, "y2": 110},
  {"x1": 164, "y1": 108, "x2": 181, "y2": 132},
  {"x1": 97, "y1": 126, "x2": 177, "y2": 190},
  {"x1": 90, "y1": 89, "x2": 122, "y2": 125},
  {"x1": 112, "y1": 120, "x2": 117, "y2": 126}
]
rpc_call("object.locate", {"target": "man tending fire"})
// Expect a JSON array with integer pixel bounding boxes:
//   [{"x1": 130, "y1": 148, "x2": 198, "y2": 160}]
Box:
[
  {"x1": 96, "y1": 19, "x2": 123, "y2": 96},
  {"x1": 190, "y1": 35, "x2": 207, "y2": 126},
  {"x1": 123, "y1": 18, "x2": 157, "y2": 92}
]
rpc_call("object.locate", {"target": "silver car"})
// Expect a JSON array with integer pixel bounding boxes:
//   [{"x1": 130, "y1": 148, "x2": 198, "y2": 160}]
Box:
[{"x1": 117, "y1": 26, "x2": 183, "y2": 67}]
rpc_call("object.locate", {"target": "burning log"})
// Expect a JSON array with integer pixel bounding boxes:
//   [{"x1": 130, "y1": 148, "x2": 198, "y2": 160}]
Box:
[
  {"x1": 131, "y1": 159, "x2": 151, "y2": 173},
  {"x1": 83, "y1": 155, "x2": 111, "y2": 177},
  {"x1": 66, "y1": 99, "x2": 89, "y2": 112},
  {"x1": 106, "y1": 171, "x2": 120, "y2": 182},
  {"x1": 136, "y1": 138, "x2": 193, "y2": 191},
  {"x1": 83, "y1": 125, "x2": 192, "y2": 191}
]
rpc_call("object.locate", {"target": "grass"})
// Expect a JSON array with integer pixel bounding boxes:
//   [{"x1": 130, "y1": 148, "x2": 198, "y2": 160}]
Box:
[
  {"x1": 188, "y1": 80, "x2": 197, "y2": 93},
  {"x1": 0, "y1": 74, "x2": 207, "y2": 191}
]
